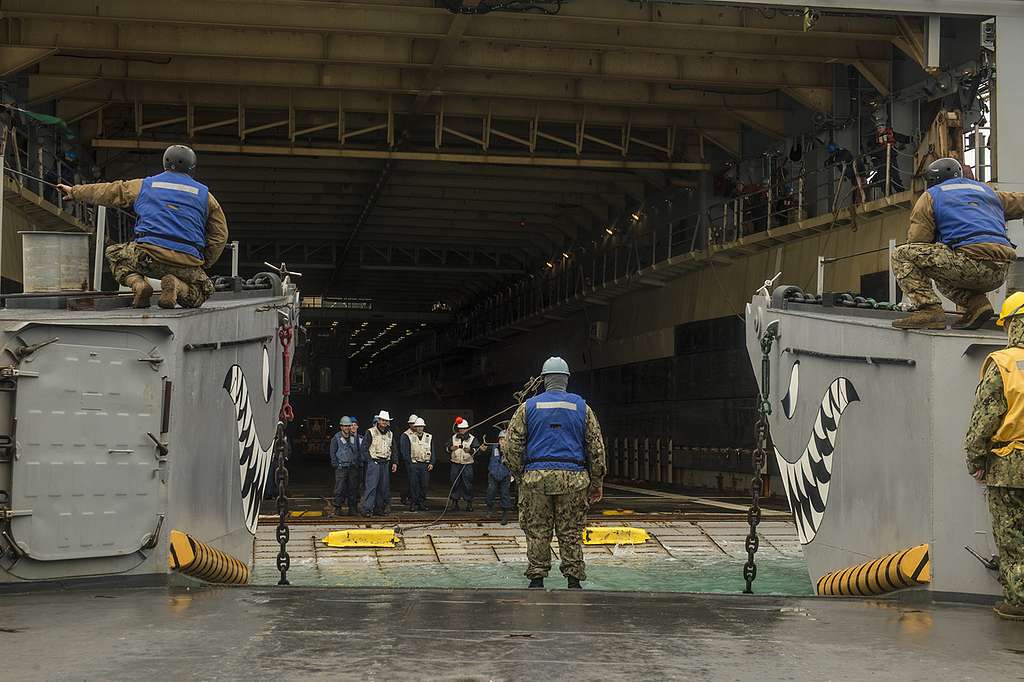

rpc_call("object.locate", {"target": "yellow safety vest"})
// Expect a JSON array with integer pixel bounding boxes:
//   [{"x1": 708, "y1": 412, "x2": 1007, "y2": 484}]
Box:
[{"x1": 982, "y1": 347, "x2": 1024, "y2": 457}]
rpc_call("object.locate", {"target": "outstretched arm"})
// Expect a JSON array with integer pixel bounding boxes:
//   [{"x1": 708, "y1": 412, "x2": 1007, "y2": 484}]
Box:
[{"x1": 59, "y1": 179, "x2": 143, "y2": 209}]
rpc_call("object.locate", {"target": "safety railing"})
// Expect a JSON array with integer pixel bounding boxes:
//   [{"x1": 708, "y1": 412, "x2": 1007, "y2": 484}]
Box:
[
  {"x1": 2, "y1": 118, "x2": 137, "y2": 241},
  {"x1": 451, "y1": 147, "x2": 915, "y2": 343}
]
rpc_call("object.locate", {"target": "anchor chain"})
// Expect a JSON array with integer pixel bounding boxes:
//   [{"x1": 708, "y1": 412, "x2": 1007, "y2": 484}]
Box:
[
  {"x1": 744, "y1": 324, "x2": 777, "y2": 594},
  {"x1": 273, "y1": 420, "x2": 290, "y2": 586},
  {"x1": 274, "y1": 319, "x2": 295, "y2": 586}
]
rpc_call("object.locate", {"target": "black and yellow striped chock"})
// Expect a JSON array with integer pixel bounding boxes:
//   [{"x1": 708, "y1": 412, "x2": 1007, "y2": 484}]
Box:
[
  {"x1": 816, "y1": 544, "x2": 930, "y2": 597},
  {"x1": 168, "y1": 529, "x2": 250, "y2": 585}
]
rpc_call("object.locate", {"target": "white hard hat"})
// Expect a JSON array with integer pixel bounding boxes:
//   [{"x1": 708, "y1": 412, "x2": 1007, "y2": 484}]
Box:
[
  {"x1": 376, "y1": 410, "x2": 392, "y2": 421},
  {"x1": 455, "y1": 418, "x2": 470, "y2": 429},
  {"x1": 498, "y1": 430, "x2": 508, "y2": 438},
  {"x1": 408, "y1": 414, "x2": 418, "y2": 424},
  {"x1": 414, "y1": 417, "x2": 426, "y2": 427}
]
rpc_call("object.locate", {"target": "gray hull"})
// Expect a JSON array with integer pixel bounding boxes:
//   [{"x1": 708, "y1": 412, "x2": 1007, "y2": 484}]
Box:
[
  {"x1": 746, "y1": 289, "x2": 1002, "y2": 599},
  {"x1": 0, "y1": 280, "x2": 295, "y2": 585}
]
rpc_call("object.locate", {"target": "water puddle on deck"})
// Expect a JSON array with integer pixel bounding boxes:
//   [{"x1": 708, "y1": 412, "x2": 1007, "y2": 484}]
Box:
[{"x1": 252, "y1": 555, "x2": 813, "y2": 595}]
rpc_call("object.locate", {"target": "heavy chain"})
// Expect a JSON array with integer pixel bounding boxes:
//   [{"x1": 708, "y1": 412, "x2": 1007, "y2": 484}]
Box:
[
  {"x1": 273, "y1": 420, "x2": 290, "y2": 585},
  {"x1": 744, "y1": 324, "x2": 777, "y2": 594}
]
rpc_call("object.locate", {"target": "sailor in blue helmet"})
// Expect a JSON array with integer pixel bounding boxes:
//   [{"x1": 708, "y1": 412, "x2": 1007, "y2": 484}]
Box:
[
  {"x1": 329, "y1": 416, "x2": 362, "y2": 516},
  {"x1": 891, "y1": 157, "x2": 1024, "y2": 330},
  {"x1": 485, "y1": 429, "x2": 514, "y2": 525},
  {"x1": 503, "y1": 357, "x2": 607, "y2": 589},
  {"x1": 58, "y1": 145, "x2": 228, "y2": 309}
]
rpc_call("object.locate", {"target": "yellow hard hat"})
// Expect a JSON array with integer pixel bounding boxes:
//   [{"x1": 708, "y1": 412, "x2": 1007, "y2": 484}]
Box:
[{"x1": 997, "y1": 292, "x2": 1024, "y2": 326}]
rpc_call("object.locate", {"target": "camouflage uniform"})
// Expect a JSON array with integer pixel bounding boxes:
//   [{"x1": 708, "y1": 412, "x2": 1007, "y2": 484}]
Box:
[
  {"x1": 891, "y1": 243, "x2": 1007, "y2": 309},
  {"x1": 105, "y1": 242, "x2": 215, "y2": 309},
  {"x1": 964, "y1": 316, "x2": 1024, "y2": 607},
  {"x1": 503, "y1": 402, "x2": 606, "y2": 581}
]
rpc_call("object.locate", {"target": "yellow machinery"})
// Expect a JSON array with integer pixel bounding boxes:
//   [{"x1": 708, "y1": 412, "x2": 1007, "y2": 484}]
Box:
[
  {"x1": 168, "y1": 529, "x2": 250, "y2": 585},
  {"x1": 322, "y1": 528, "x2": 398, "y2": 548},
  {"x1": 816, "y1": 544, "x2": 931, "y2": 596},
  {"x1": 582, "y1": 526, "x2": 650, "y2": 546}
]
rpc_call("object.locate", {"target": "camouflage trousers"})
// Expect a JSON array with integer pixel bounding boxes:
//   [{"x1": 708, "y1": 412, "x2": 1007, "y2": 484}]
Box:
[
  {"x1": 518, "y1": 472, "x2": 590, "y2": 581},
  {"x1": 105, "y1": 242, "x2": 214, "y2": 308},
  {"x1": 989, "y1": 486, "x2": 1024, "y2": 607},
  {"x1": 891, "y1": 243, "x2": 1007, "y2": 309}
]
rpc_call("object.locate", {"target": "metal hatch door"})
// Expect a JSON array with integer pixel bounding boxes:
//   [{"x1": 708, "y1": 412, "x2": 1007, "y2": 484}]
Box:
[{"x1": 9, "y1": 341, "x2": 164, "y2": 560}]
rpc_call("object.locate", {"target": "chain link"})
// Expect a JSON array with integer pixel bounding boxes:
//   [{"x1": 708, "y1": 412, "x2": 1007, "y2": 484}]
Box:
[
  {"x1": 744, "y1": 325, "x2": 777, "y2": 594},
  {"x1": 273, "y1": 420, "x2": 291, "y2": 585}
]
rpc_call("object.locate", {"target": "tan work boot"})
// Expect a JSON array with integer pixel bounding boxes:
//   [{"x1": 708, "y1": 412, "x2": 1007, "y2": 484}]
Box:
[
  {"x1": 891, "y1": 305, "x2": 946, "y2": 330},
  {"x1": 124, "y1": 274, "x2": 153, "y2": 309},
  {"x1": 994, "y1": 600, "x2": 1024, "y2": 621},
  {"x1": 158, "y1": 275, "x2": 183, "y2": 309},
  {"x1": 951, "y1": 294, "x2": 994, "y2": 330}
]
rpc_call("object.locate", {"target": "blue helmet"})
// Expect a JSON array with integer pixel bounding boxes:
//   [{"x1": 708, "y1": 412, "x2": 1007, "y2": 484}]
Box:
[{"x1": 339, "y1": 416, "x2": 353, "y2": 426}]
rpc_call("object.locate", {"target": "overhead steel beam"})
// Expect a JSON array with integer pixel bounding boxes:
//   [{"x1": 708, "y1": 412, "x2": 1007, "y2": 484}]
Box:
[
  {"x1": 699, "y1": 0, "x2": 1024, "y2": 16},
  {"x1": 33, "y1": 53, "x2": 835, "y2": 96},
  {"x1": 91, "y1": 138, "x2": 711, "y2": 171},
  {"x1": 57, "y1": 80, "x2": 779, "y2": 126}
]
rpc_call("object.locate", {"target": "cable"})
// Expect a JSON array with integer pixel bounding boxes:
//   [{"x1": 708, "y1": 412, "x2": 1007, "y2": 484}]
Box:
[{"x1": 394, "y1": 381, "x2": 541, "y2": 533}]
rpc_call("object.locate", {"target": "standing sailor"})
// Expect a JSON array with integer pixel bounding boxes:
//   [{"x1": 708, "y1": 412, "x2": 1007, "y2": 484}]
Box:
[
  {"x1": 398, "y1": 414, "x2": 419, "y2": 509},
  {"x1": 448, "y1": 418, "x2": 481, "y2": 511},
  {"x1": 965, "y1": 292, "x2": 1024, "y2": 620},
  {"x1": 406, "y1": 418, "x2": 435, "y2": 511},
  {"x1": 350, "y1": 416, "x2": 366, "y2": 504},
  {"x1": 329, "y1": 416, "x2": 361, "y2": 516},
  {"x1": 57, "y1": 144, "x2": 227, "y2": 309},
  {"x1": 892, "y1": 158, "x2": 1024, "y2": 330},
  {"x1": 486, "y1": 430, "x2": 514, "y2": 525},
  {"x1": 361, "y1": 411, "x2": 397, "y2": 517},
  {"x1": 504, "y1": 357, "x2": 606, "y2": 589}
]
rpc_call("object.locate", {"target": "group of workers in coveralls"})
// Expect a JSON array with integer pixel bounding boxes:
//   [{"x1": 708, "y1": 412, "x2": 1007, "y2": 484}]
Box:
[
  {"x1": 327, "y1": 412, "x2": 515, "y2": 521},
  {"x1": 327, "y1": 357, "x2": 606, "y2": 589}
]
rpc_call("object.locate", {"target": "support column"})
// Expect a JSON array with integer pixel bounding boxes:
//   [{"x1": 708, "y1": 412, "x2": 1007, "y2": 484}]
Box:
[{"x1": 997, "y1": 16, "x2": 1024, "y2": 253}]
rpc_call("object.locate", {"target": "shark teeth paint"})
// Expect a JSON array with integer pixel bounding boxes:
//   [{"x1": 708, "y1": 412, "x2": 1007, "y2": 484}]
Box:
[
  {"x1": 224, "y1": 364, "x2": 276, "y2": 535},
  {"x1": 775, "y1": 377, "x2": 860, "y2": 545}
]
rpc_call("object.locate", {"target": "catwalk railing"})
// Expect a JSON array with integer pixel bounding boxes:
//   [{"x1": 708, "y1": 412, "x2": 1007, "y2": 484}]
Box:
[{"x1": 368, "y1": 146, "x2": 917, "y2": 378}]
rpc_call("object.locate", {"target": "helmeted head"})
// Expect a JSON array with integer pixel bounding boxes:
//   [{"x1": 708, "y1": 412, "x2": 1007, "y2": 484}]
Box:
[
  {"x1": 375, "y1": 410, "x2": 392, "y2": 430},
  {"x1": 408, "y1": 414, "x2": 419, "y2": 427},
  {"x1": 924, "y1": 158, "x2": 963, "y2": 188},
  {"x1": 541, "y1": 356, "x2": 570, "y2": 391},
  {"x1": 998, "y1": 292, "x2": 1024, "y2": 346},
  {"x1": 455, "y1": 417, "x2": 470, "y2": 435},
  {"x1": 826, "y1": 142, "x2": 839, "y2": 155},
  {"x1": 339, "y1": 415, "x2": 353, "y2": 433},
  {"x1": 163, "y1": 144, "x2": 198, "y2": 175},
  {"x1": 413, "y1": 417, "x2": 426, "y2": 435}
]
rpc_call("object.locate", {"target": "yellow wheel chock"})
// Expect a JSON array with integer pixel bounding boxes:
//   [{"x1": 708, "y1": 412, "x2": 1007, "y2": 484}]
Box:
[
  {"x1": 582, "y1": 526, "x2": 650, "y2": 545},
  {"x1": 322, "y1": 528, "x2": 398, "y2": 548}
]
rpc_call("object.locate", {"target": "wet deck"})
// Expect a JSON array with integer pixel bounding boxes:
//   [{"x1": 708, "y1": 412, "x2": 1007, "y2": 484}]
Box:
[
  {"x1": 2, "y1": 585, "x2": 1021, "y2": 680},
  {"x1": 254, "y1": 519, "x2": 801, "y2": 572}
]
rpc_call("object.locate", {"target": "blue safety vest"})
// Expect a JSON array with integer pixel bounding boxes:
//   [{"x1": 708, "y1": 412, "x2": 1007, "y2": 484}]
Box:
[
  {"x1": 133, "y1": 171, "x2": 209, "y2": 260},
  {"x1": 524, "y1": 390, "x2": 587, "y2": 472},
  {"x1": 489, "y1": 444, "x2": 511, "y2": 480},
  {"x1": 929, "y1": 178, "x2": 1012, "y2": 250}
]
